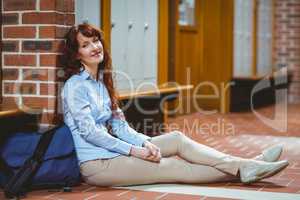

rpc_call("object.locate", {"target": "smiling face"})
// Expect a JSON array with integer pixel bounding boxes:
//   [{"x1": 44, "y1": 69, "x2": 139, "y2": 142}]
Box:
[
  {"x1": 65, "y1": 23, "x2": 119, "y2": 110},
  {"x1": 76, "y1": 32, "x2": 104, "y2": 68}
]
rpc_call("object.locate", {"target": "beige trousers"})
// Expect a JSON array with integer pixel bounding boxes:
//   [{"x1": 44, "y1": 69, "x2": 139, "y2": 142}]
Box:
[{"x1": 80, "y1": 131, "x2": 242, "y2": 186}]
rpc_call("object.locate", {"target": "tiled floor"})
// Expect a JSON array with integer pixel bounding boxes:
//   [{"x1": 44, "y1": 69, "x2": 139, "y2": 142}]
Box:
[{"x1": 1, "y1": 104, "x2": 300, "y2": 200}]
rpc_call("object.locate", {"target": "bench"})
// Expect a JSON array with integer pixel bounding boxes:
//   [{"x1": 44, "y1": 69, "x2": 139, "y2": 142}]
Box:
[
  {"x1": 230, "y1": 73, "x2": 291, "y2": 112},
  {"x1": 117, "y1": 83, "x2": 193, "y2": 136},
  {"x1": 0, "y1": 83, "x2": 193, "y2": 137},
  {"x1": 0, "y1": 107, "x2": 41, "y2": 146}
]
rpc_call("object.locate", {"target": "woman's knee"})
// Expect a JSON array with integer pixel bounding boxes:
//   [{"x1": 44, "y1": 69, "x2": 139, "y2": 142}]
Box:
[
  {"x1": 169, "y1": 130, "x2": 186, "y2": 142},
  {"x1": 170, "y1": 130, "x2": 184, "y2": 137}
]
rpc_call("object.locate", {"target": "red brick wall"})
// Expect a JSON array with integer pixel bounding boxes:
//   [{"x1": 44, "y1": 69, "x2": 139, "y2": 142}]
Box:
[
  {"x1": 274, "y1": 0, "x2": 300, "y2": 103},
  {"x1": 1, "y1": 0, "x2": 75, "y2": 125}
]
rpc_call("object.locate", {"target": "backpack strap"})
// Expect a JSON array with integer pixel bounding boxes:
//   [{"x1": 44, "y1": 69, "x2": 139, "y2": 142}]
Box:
[
  {"x1": 0, "y1": 156, "x2": 13, "y2": 177},
  {"x1": 32, "y1": 126, "x2": 61, "y2": 162},
  {"x1": 4, "y1": 125, "x2": 61, "y2": 198}
]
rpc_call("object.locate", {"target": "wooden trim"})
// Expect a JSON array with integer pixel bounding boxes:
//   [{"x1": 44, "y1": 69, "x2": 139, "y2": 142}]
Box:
[
  {"x1": 168, "y1": 0, "x2": 177, "y2": 82},
  {"x1": 233, "y1": 75, "x2": 269, "y2": 80},
  {"x1": 0, "y1": 109, "x2": 24, "y2": 118},
  {"x1": 174, "y1": 0, "x2": 180, "y2": 84},
  {"x1": 158, "y1": 0, "x2": 169, "y2": 85},
  {"x1": 117, "y1": 84, "x2": 193, "y2": 100},
  {"x1": 101, "y1": 0, "x2": 111, "y2": 49},
  {"x1": 179, "y1": 26, "x2": 198, "y2": 32},
  {"x1": 198, "y1": 0, "x2": 204, "y2": 78},
  {"x1": 221, "y1": 0, "x2": 234, "y2": 113},
  {"x1": 158, "y1": 0, "x2": 169, "y2": 124},
  {"x1": 0, "y1": 108, "x2": 41, "y2": 118},
  {"x1": 252, "y1": 0, "x2": 258, "y2": 76}
]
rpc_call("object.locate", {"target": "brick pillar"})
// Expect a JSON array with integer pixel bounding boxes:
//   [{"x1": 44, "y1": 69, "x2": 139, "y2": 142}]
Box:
[
  {"x1": 274, "y1": 0, "x2": 300, "y2": 103},
  {"x1": 1, "y1": 0, "x2": 75, "y2": 126}
]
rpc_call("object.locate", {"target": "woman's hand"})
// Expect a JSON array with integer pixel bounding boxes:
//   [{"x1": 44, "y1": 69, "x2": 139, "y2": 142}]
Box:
[
  {"x1": 129, "y1": 143, "x2": 161, "y2": 163},
  {"x1": 129, "y1": 146, "x2": 151, "y2": 160},
  {"x1": 143, "y1": 141, "x2": 161, "y2": 163}
]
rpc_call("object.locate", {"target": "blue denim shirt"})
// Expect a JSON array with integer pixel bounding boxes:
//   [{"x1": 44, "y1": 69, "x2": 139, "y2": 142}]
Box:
[{"x1": 62, "y1": 69, "x2": 150, "y2": 165}]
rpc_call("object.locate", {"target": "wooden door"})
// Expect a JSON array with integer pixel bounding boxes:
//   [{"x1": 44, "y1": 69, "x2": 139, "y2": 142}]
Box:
[{"x1": 170, "y1": 0, "x2": 234, "y2": 114}]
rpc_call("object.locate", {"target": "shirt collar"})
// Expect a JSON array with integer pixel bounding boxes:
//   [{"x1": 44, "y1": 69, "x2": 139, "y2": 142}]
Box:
[
  {"x1": 78, "y1": 67, "x2": 88, "y2": 79},
  {"x1": 79, "y1": 66, "x2": 103, "y2": 81}
]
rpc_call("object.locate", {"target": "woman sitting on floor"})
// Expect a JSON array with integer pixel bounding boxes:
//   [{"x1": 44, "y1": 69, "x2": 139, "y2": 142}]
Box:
[{"x1": 61, "y1": 23, "x2": 288, "y2": 187}]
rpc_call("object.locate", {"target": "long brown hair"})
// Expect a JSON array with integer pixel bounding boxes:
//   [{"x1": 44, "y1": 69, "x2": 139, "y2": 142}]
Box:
[{"x1": 63, "y1": 23, "x2": 118, "y2": 110}]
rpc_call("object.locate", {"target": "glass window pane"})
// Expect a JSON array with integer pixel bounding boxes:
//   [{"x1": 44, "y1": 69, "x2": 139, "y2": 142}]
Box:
[{"x1": 178, "y1": 0, "x2": 195, "y2": 26}]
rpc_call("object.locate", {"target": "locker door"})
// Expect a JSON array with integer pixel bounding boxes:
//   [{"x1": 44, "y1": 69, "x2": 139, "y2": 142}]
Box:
[
  {"x1": 111, "y1": 0, "x2": 128, "y2": 90},
  {"x1": 244, "y1": 0, "x2": 254, "y2": 76},
  {"x1": 127, "y1": 0, "x2": 145, "y2": 87},
  {"x1": 111, "y1": 0, "x2": 158, "y2": 90},
  {"x1": 143, "y1": 0, "x2": 158, "y2": 85},
  {"x1": 75, "y1": 0, "x2": 101, "y2": 27},
  {"x1": 257, "y1": 0, "x2": 273, "y2": 76},
  {"x1": 234, "y1": 0, "x2": 253, "y2": 77}
]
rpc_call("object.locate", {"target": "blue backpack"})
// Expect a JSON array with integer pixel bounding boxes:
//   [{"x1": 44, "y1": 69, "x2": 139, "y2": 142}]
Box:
[{"x1": 0, "y1": 124, "x2": 81, "y2": 197}]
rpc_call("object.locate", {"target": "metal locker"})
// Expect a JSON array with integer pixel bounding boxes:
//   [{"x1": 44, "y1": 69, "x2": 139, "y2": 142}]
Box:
[{"x1": 111, "y1": 0, "x2": 158, "y2": 90}]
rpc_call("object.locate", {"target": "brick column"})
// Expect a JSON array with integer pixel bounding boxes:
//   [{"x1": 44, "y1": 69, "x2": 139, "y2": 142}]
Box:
[
  {"x1": 1, "y1": 0, "x2": 75, "y2": 126},
  {"x1": 274, "y1": 0, "x2": 300, "y2": 103}
]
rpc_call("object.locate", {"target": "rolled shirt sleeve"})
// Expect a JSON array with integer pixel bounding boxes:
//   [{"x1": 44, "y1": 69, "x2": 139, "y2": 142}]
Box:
[
  {"x1": 63, "y1": 82, "x2": 132, "y2": 155},
  {"x1": 108, "y1": 107, "x2": 151, "y2": 147}
]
